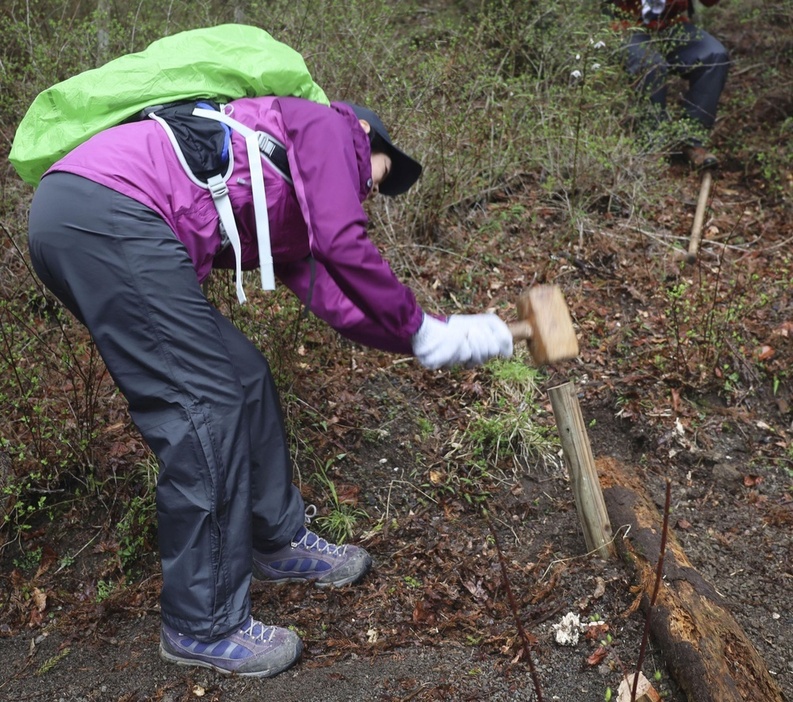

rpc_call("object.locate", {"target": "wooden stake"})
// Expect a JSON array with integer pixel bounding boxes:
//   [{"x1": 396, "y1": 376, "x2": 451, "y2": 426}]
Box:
[
  {"x1": 547, "y1": 381, "x2": 614, "y2": 559},
  {"x1": 686, "y1": 169, "x2": 713, "y2": 263}
]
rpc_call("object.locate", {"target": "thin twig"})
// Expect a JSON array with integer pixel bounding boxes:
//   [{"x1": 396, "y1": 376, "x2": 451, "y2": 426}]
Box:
[
  {"x1": 485, "y1": 511, "x2": 544, "y2": 702},
  {"x1": 631, "y1": 479, "x2": 671, "y2": 702},
  {"x1": 399, "y1": 682, "x2": 433, "y2": 701},
  {"x1": 539, "y1": 524, "x2": 632, "y2": 581},
  {"x1": 54, "y1": 527, "x2": 103, "y2": 574}
]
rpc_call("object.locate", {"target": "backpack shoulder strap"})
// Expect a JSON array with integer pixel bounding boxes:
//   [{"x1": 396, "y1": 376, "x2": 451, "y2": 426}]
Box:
[
  {"x1": 147, "y1": 101, "x2": 290, "y2": 303},
  {"x1": 193, "y1": 105, "x2": 287, "y2": 298}
]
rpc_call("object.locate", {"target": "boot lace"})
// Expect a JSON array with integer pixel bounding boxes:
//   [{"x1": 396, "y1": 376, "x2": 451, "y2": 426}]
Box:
[
  {"x1": 239, "y1": 617, "x2": 275, "y2": 643},
  {"x1": 292, "y1": 505, "x2": 347, "y2": 555}
]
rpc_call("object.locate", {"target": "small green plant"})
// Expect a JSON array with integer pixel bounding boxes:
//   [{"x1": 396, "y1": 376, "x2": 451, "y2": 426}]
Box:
[
  {"x1": 117, "y1": 495, "x2": 156, "y2": 573},
  {"x1": 310, "y1": 456, "x2": 369, "y2": 544},
  {"x1": 403, "y1": 575, "x2": 421, "y2": 589},
  {"x1": 114, "y1": 454, "x2": 159, "y2": 575},
  {"x1": 36, "y1": 648, "x2": 71, "y2": 676},
  {"x1": 13, "y1": 545, "x2": 43, "y2": 572},
  {"x1": 415, "y1": 417, "x2": 434, "y2": 441},
  {"x1": 287, "y1": 624, "x2": 306, "y2": 637},
  {"x1": 422, "y1": 357, "x2": 555, "y2": 506},
  {"x1": 2, "y1": 463, "x2": 50, "y2": 535},
  {"x1": 462, "y1": 357, "x2": 552, "y2": 472},
  {"x1": 57, "y1": 554, "x2": 75, "y2": 571},
  {"x1": 660, "y1": 265, "x2": 774, "y2": 395},
  {"x1": 362, "y1": 426, "x2": 392, "y2": 445},
  {"x1": 467, "y1": 413, "x2": 517, "y2": 461},
  {"x1": 95, "y1": 579, "x2": 116, "y2": 602},
  {"x1": 755, "y1": 145, "x2": 790, "y2": 196}
]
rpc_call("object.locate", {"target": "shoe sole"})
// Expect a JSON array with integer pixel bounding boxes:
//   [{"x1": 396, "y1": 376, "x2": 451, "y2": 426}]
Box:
[{"x1": 159, "y1": 640, "x2": 302, "y2": 678}]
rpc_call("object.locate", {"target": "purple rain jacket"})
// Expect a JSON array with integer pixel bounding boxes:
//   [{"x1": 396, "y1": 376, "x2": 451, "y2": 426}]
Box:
[{"x1": 47, "y1": 96, "x2": 424, "y2": 354}]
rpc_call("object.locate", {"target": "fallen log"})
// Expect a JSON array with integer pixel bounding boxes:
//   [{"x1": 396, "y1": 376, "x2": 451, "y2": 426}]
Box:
[{"x1": 597, "y1": 456, "x2": 785, "y2": 702}]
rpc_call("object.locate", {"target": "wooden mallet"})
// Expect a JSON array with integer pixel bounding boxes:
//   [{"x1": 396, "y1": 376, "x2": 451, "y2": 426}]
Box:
[{"x1": 507, "y1": 284, "x2": 579, "y2": 365}]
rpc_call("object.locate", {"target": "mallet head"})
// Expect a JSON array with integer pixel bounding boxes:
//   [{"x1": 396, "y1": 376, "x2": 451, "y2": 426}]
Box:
[{"x1": 508, "y1": 285, "x2": 579, "y2": 365}]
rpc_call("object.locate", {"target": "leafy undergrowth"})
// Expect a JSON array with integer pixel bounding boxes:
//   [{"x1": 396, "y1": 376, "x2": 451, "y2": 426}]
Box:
[{"x1": 0, "y1": 1, "x2": 791, "y2": 701}]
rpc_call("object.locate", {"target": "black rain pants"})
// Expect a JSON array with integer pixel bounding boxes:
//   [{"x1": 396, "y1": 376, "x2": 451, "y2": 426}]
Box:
[
  {"x1": 28, "y1": 172, "x2": 305, "y2": 641},
  {"x1": 623, "y1": 21, "x2": 730, "y2": 131}
]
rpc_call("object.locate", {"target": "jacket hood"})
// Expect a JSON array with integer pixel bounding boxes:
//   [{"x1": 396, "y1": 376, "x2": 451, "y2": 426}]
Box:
[{"x1": 331, "y1": 101, "x2": 374, "y2": 202}]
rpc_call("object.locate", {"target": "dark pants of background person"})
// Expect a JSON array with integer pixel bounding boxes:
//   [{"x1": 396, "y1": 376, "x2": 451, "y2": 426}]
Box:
[
  {"x1": 28, "y1": 172, "x2": 305, "y2": 641},
  {"x1": 623, "y1": 21, "x2": 730, "y2": 131}
]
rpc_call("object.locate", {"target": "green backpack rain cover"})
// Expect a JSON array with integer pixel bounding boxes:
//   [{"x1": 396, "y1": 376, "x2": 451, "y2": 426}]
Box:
[{"x1": 9, "y1": 23, "x2": 329, "y2": 186}]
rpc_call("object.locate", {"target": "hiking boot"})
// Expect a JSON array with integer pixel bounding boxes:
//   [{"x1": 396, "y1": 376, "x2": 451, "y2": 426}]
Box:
[
  {"x1": 159, "y1": 616, "x2": 302, "y2": 677},
  {"x1": 682, "y1": 144, "x2": 719, "y2": 170},
  {"x1": 253, "y1": 526, "x2": 372, "y2": 587}
]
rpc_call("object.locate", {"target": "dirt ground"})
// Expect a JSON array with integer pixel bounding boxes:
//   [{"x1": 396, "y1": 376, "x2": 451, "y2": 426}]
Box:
[
  {"x1": 1, "y1": 6, "x2": 792, "y2": 702},
  {"x1": 0, "y1": 369, "x2": 790, "y2": 702}
]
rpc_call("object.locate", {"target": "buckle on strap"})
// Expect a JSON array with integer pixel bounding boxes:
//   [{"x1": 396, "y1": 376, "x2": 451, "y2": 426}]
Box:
[
  {"x1": 258, "y1": 133, "x2": 277, "y2": 157},
  {"x1": 207, "y1": 176, "x2": 229, "y2": 200},
  {"x1": 206, "y1": 174, "x2": 245, "y2": 304}
]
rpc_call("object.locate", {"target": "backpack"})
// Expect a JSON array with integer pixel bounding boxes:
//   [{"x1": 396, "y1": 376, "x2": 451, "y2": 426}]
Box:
[
  {"x1": 10, "y1": 24, "x2": 327, "y2": 186},
  {"x1": 143, "y1": 98, "x2": 294, "y2": 302},
  {"x1": 10, "y1": 24, "x2": 328, "y2": 302}
]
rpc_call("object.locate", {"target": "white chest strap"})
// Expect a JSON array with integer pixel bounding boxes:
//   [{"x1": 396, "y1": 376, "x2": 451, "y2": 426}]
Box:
[{"x1": 193, "y1": 106, "x2": 283, "y2": 303}]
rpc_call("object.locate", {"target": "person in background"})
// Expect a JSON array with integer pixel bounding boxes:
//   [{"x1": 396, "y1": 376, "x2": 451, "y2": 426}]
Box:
[
  {"x1": 27, "y1": 95, "x2": 513, "y2": 678},
  {"x1": 607, "y1": 0, "x2": 729, "y2": 168}
]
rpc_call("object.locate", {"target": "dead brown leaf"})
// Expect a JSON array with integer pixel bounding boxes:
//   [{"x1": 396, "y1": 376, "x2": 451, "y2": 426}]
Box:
[
  {"x1": 757, "y1": 345, "x2": 775, "y2": 361},
  {"x1": 31, "y1": 587, "x2": 47, "y2": 612},
  {"x1": 584, "y1": 623, "x2": 610, "y2": 641},
  {"x1": 773, "y1": 321, "x2": 792, "y2": 337},
  {"x1": 34, "y1": 544, "x2": 58, "y2": 580},
  {"x1": 586, "y1": 646, "x2": 608, "y2": 666},
  {"x1": 429, "y1": 470, "x2": 445, "y2": 485},
  {"x1": 592, "y1": 576, "x2": 606, "y2": 599},
  {"x1": 335, "y1": 483, "x2": 360, "y2": 505}
]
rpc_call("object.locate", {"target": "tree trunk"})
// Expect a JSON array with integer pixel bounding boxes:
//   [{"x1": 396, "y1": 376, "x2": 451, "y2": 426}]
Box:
[
  {"x1": 96, "y1": 0, "x2": 110, "y2": 66},
  {"x1": 597, "y1": 456, "x2": 786, "y2": 702}
]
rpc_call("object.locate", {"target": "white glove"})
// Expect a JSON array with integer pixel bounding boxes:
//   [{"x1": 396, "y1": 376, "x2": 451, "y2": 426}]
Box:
[
  {"x1": 641, "y1": 0, "x2": 666, "y2": 22},
  {"x1": 411, "y1": 314, "x2": 513, "y2": 370}
]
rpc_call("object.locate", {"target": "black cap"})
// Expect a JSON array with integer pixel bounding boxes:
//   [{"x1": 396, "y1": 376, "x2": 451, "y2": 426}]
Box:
[{"x1": 345, "y1": 103, "x2": 423, "y2": 197}]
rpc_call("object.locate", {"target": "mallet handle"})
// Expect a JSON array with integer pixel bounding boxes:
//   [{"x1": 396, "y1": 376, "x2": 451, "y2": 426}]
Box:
[
  {"x1": 687, "y1": 169, "x2": 713, "y2": 263},
  {"x1": 508, "y1": 320, "x2": 533, "y2": 341}
]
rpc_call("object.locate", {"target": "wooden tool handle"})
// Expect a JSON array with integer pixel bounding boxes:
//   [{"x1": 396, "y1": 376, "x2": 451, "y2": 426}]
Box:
[
  {"x1": 508, "y1": 320, "x2": 533, "y2": 341},
  {"x1": 687, "y1": 169, "x2": 713, "y2": 263}
]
